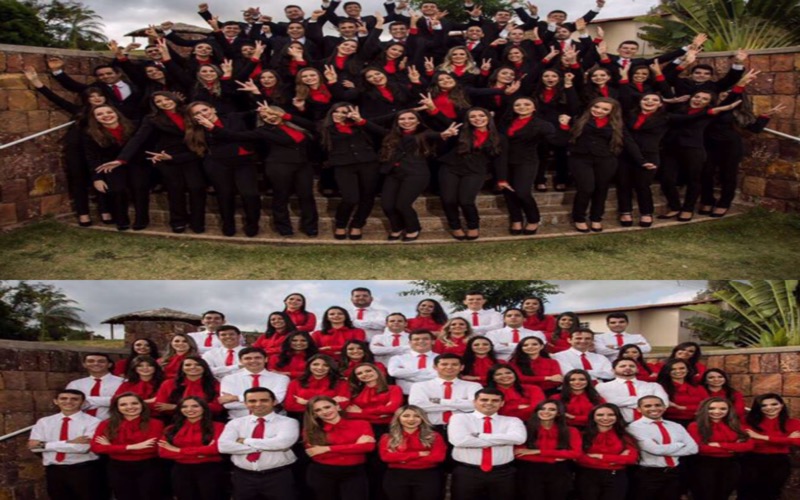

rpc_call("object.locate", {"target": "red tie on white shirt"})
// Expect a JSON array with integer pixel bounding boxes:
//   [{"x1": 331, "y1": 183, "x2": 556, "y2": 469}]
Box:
[
  {"x1": 86, "y1": 378, "x2": 101, "y2": 417},
  {"x1": 246, "y1": 417, "x2": 265, "y2": 462},
  {"x1": 205, "y1": 332, "x2": 214, "y2": 347},
  {"x1": 580, "y1": 353, "x2": 593, "y2": 370},
  {"x1": 512, "y1": 329, "x2": 520, "y2": 343},
  {"x1": 481, "y1": 417, "x2": 493, "y2": 471},
  {"x1": 472, "y1": 312, "x2": 479, "y2": 327},
  {"x1": 625, "y1": 381, "x2": 641, "y2": 419},
  {"x1": 621, "y1": 59, "x2": 629, "y2": 68},
  {"x1": 111, "y1": 84, "x2": 123, "y2": 101},
  {"x1": 443, "y1": 381, "x2": 453, "y2": 423},
  {"x1": 251, "y1": 374, "x2": 261, "y2": 388},
  {"x1": 560, "y1": 41, "x2": 566, "y2": 52},
  {"x1": 615, "y1": 334, "x2": 624, "y2": 347},
  {"x1": 655, "y1": 421, "x2": 676, "y2": 467},
  {"x1": 357, "y1": 309, "x2": 365, "y2": 320},
  {"x1": 392, "y1": 334, "x2": 401, "y2": 347},
  {"x1": 467, "y1": 41, "x2": 476, "y2": 51},
  {"x1": 55, "y1": 417, "x2": 70, "y2": 462},
  {"x1": 225, "y1": 349, "x2": 235, "y2": 366},
  {"x1": 417, "y1": 354, "x2": 427, "y2": 369}
]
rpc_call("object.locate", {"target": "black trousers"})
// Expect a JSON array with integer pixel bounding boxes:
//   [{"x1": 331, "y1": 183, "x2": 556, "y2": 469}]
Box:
[
  {"x1": 157, "y1": 160, "x2": 207, "y2": 230},
  {"x1": 232, "y1": 465, "x2": 297, "y2": 500},
  {"x1": 267, "y1": 161, "x2": 318, "y2": 235},
  {"x1": 536, "y1": 143, "x2": 570, "y2": 185},
  {"x1": 570, "y1": 154, "x2": 618, "y2": 222},
  {"x1": 630, "y1": 466, "x2": 681, "y2": 500},
  {"x1": 171, "y1": 461, "x2": 228, "y2": 500},
  {"x1": 65, "y1": 125, "x2": 110, "y2": 217},
  {"x1": 307, "y1": 462, "x2": 369, "y2": 500},
  {"x1": 107, "y1": 458, "x2": 165, "y2": 500},
  {"x1": 575, "y1": 466, "x2": 628, "y2": 500},
  {"x1": 381, "y1": 170, "x2": 429, "y2": 233},
  {"x1": 617, "y1": 152, "x2": 657, "y2": 215},
  {"x1": 439, "y1": 169, "x2": 484, "y2": 230},
  {"x1": 503, "y1": 161, "x2": 541, "y2": 224},
  {"x1": 702, "y1": 138, "x2": 743, "y2": 209},
  {"x1": 516, "y1": 460, "x2": 573, "y2": 500},
  {"x1": 45, "y1": 461, "x2": 108, "y2": 500},
  {"x1": 204, "y1": 155, "x2": 261, "y2": 236},
  {"x1": 660, "y1": 147, "x2": 705, "y2": 212},
  {"x1": 104, "y1": 161, "x2": 151, "y2": 229},
  {"x1": 382, "y1": 468, "x2": 443, "y2": 500},
  {"x1": 451, "y1": 463, "x2": 515, "y2": 500},
  {"x1": 334, "y1": 162, "x2": 380, "y2": 229},
  {"x1": 737, "y1": 453, "x2": 791, "y2": 500},
  {"x1": 686, "y1": 455, "x2": 739, "y2": 500}
]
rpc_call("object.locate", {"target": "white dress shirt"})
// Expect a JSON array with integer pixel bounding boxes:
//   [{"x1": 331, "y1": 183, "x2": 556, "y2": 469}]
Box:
[
  {"x1": 30, "y1": 411, "x2": 101, "y2": 466},
  {"x1": 485, "y1": 327, "x2": 547, "y2": 360},
  {"x1": 596, "y1": 378, "x2": 670, "y2": 422},
  {"x1": 218, "y1": 413, "x2": 298, "y2": 471},
  {"x1": 387, "y1": 351, "x2": 438, "y2": 394},
  {"x1": 448, "y1": 412, "x2": 527, "y2": 467},
  {"x1": 369, "y1": 329, "x2": 411, "y2": 365},
  {"x1": 408, "y1": 378, "x2": 483, "y2": 425},
  {"x1": 202, "y1": 345, "x2": 245, "y2": 380},
  {"x1": 452, "y1": 309, "x2": 504, "y2": 335},
  {"x1": 350, "y1": 306, "x2": 390, "y2": 341},
  {"x1": 594, "y1": 332, "x2": 652, "y2": 361},
  {"x1": 552, "y1": 348, "x2": 614, "y2": 382},
  {"x1": 220, "y1": 369, "x2": 290, "y2": 419},
  {"x1": 627, "y1": 417, "x2": 698, "y2": 467},
  {"x1": 189, "y1": 330, "x2": 223, "y2": 355},
  {"x1": 66, "y1": 373, "x2": 124, "y2": 420}
]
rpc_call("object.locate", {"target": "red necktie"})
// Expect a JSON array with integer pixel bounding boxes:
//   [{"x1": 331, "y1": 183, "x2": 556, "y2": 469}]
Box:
[
  {"x1": 111, "y1": 84, "x2": 123, "y2": 101},
  {"x1": 251, "y1": 374, "x2": 261, "y2": 388},
  {"x1": 443, "y1": 381, "x2": 453, "y2": 423},
  {"x1": 205, "y1": 332, "x2": 214, "y2": 347},
  {"x1": 225, "y1": 349, "x2": 235, "y2": 366},
  {"x1": 580, "y1": 353, "x2": 593, "y2": 370},
  {"x1": 512, "y1": 329, "x2": 520, "y2": 343},
  {"x1": 55, "y1": 417, "x2": 70, "y2": 462},
  {"x1": 472, "y1": 312, "x2": 479, "y2": 327},
  {"x1": 86, "y1": 378, "x2": 101, "y2": 417},
  {"x1": 626, "y1": 380, "x2": 636, "y2": 396},
  {"x1": 480, "y1": 417, "x2": 493, "y2": 471},
  {"x1": 616, "y1": 334, "x2": 624, "y2": 347},
  {"x1": 655, "y1": 421, "x2": 676, "y2": 467},
  {"x1": 622, "y1": 59, "x2": 629, "y2": 68},
  {"x1": 357, "y1": 309, "x2": 365, "y2": 320},
  {"x1": 417, "y1": 354, "x2": 427, "y2": 369},
  {"x1": 560, "y1": 41, "x2": 565, "y2": 52},
  {"x1": 392, "y1": 334, "x2": 401, "y2": 347},
  {"x1": 467, "y1": 41, "x2": 475, "y2": 51},
  {"x1": 246, "y1": 417, "x2": 265, "y2": 462}
]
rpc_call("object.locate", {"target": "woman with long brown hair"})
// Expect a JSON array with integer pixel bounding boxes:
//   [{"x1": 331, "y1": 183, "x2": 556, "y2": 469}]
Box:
[
  {"x1": 657, "y1": 358, "x2": 709, "y2": 426},
  {"x1": 158, "y1": 333, "x2": 199, "y2": 379},
  {"x1": 114, "y1": 355, "x2": 165, "y2": 408},
  {"x1": 284, "y1": 354, "x2": 350, "y2": 417},
  {"x1": 346, "y1": 363, "x2": 404, "y2": 429},
  {"x1": 433, "y1": 317, "x2": 474, "y2": 356},
  {"x1": 509, "y1": 336, "x2": 563, "y2": 395},
  {"x1": 551, "y1": 369, "x2": 605, "y2": 428},
  {"x1": 153, "y1": 356, "x2": 223, "y2": 417}
]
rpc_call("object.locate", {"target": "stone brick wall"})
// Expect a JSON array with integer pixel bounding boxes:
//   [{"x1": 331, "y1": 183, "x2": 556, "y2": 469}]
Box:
[{"x1": 122, "y1": 320, "x2": 201, "y2": 350}]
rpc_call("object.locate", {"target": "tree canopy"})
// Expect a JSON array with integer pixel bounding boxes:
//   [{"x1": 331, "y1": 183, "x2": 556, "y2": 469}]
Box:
[
  {"x1": 401, "y1": 280, "x2": 560, "y2": 311},
  {"x1": 0, "y1": 281, "x2": 91, "y2": 341},
  {"x1": 0, "y1": 0, "x2": 107, "y2": 49}
]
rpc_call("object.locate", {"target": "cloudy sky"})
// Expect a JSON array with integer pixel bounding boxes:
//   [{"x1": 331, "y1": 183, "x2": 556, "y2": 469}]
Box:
[
  {"x1": 17, "y1": 280, "x2": 707, "y2": 337},
  {"x1": 81, "y1": 0, "x2": 657, "y2": 44}
]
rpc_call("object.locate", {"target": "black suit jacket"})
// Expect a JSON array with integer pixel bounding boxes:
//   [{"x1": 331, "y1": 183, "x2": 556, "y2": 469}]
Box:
[{"x1": 53, "y1": 72, "x2": 144, "y2": 120}]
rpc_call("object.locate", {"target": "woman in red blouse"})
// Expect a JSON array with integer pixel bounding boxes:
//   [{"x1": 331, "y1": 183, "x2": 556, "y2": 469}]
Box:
[
  {"x1": 548, "y1": 313, "x2": 580, "y2": 354},
  {"x1": 407, "y1": 299, "x2": 448, "y2": 335},
  {"x1": 378, "y1": 405, "x2": 446, "y2": 500},
  {"x1": 687, "y1": 397, "x2": 753, "y2": 500},
  {"x1": 153, "y1": 356, "x2": 223, "y2": 417},
  {"x1": 739, "y1": 393, "x2": 800, "y2": 500},
  {"x1": 157, "y1": 397, "x2": 226, "y2": 500},
  {"x1": 158, "y1": 333, "x2": 199, "y2": 379},
  {"x1": 551, "y1": 369, "x2": 605, "y2": 428},
  {"x1": 283, "y1": 292, "x2": 317, "y2": 332},
  {"x1": 312, "y1": 306, "x2": 366, "y2": 357},
  {"x1": 304, "y1": 396, "x2": 376, "y2": 500},
  {"x1": 701, "y1": 368, "x2": 747, "y2": 420},
  {"x1": 486, "y1": 364, "x2": 545, "y2": 421},
  {"x1": 346, "y1": 363, "x2": 405, "y2": 429},
  {"x1": 269, "y1": 331, "x2": 318, "y2": 379},
  {"x1": 339, "y1": 340, "x2": 387, "y2": 379},
  {"x1": 522, "y1": 297, "x2": 556, "y2": 335},
  {"x1": 113, "y1": 338, "x2": 160, "y2": 377},
  {"x1": 575, "y1": 403, "x2": 639, "y2": 500},
  {"x1": 114, "y1": 355, "x2": 164, "y2": 409},
  {"x1": 514, "y1": 400, "x2": 582, "y2": 500},
  {"x1": 91, "y1": 392, "x2": 166, "y2": 500},
  {"x1": 617, "y1": 343, "x2": 661, "y2": 382},
  {"x1": 252, "y1": 311, "x2": 297, "y2": 356},
  {"x1": 460, "y1": 336, "x2": 502, "y2": 385},
  {"x1": 509, "y1": 336, "x2": 563, "y2": 395},
  {"x1": 285, "y1": 354, "x2": 350, "y2": 417},
  {"x1": 657, "y1": 359, "x2": 709, "y2": 426},
  {"x1": 669, "y1": 342, "x2": 707, "y2": 383},
  {"x1": 432, "y1": 317, "x2": 473, "y2": 356}
]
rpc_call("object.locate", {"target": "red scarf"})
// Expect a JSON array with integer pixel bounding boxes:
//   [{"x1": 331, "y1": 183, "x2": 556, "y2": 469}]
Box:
[
  {"x1": 164, "y1": 110, "x2": 185, "y2": 131},
  {"x1": 376, "y1": 86, "x2": 394, "y2": 102},
  {"x1": 593, "y1": 116, "x2": 609, "y2": 128},
  {"x1": 106, "y1": 125, "x2": 125, "y2": 144},
  {"x1": 473, "y1": 129, "x2": 489, "y2": 149},
  {"x1": 335, "y1": 55, "x2": 348, "y2": 70},
  {"x1": 288, "y1": 59, "x2": 307, "y2": 76},
  {"x1": 508, "y1": 116, "x2": 532, "y2": 137},
  {"x1": 632, "y1": 112, "x2": 652, "y2": 130},
  {"x1": 452, "y1": 64, "x2": 466, "y2": 77},
  {"x1": 335, "y1": 123, "x2": 354, "y2": 134},
  {"x1": 688, "y1": 107, "x2": 704, "y2": 115},
  {"x1": 309, "y1": 85, "x2": 331, "y2": 104},
  {"x1": 384, "y1": 59, "x2": 397, "y2": 74},
  {"x1": 279, "y1": 124, "x2": 306, "y2": 143},
  {"x1": 433, "y1": 92, "x2": 457, "y2": 119},
  {"x1": 542, "y1": 87, "x2": 556, "y2": 103},
  {"x1": 598, "y1": 85, "x2": 609, "y2": 97}
]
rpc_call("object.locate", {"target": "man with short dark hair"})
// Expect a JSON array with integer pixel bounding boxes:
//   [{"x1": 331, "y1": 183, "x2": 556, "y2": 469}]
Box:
[
  {"x1": 349, "y1": 287, "x2": 389, "y2": 341},
  {"x1": 452, "y1": 291, "x2": 503, "y2": 335},
  {"x1": 596, "y1": 359, "x2": 669, "y2": 422},
  {"x1": 552, "y1": 329, "x2": 614, "y2": 381},
  {"x1": 388, "y1": 330, "x2": 438, "y2": 394},
  {"x1": 594, "y1": 312, "x2": 652, "y2": 361},
  {"x1": 219, "y1": 348, "x2": 290, "y2": 418},
  {"x1": 65, "y1": 353, "x2": 124, "y2": 419},
  {"x1": 409, "y1": 354, "x2": 482, "y2": 426},
  {"x1": 190, "y1": 310, "x2": 226, "y2": 354},
  {"x1": 202, "y1": 324, "x2": 246, "y2": 380}
]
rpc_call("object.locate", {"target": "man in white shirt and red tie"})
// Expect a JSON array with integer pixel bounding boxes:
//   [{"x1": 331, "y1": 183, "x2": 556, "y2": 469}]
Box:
[
  {"x1": 448, "y1": 388, "x2": 527, "y2": 500},
  {"x1": 65, "y1": 353, "x2": 124, "y2": 420},
  {"x1": 452, "y1": 291, "x2": 504, "y2": 335},
  {"x1": 218, "y1": 387, "x2": 299, "y2": 500},
  {"x1": 593, "y1": 313, "x2": 652, "y2": 361},
  {"x1": 202, "y1": 324, "x2": 246, "y2": 380},
  {"x1": 28, "y1": 389, "x2": 105, "y2": 500},
  {"x1": 219, "y1": 347, "x2": 290, "y2": 419},
  {"x1": 369, "y1": 312, "x2": 411, "y2": 365},
  {"x1": 387, "y1": 330, "x2": 438, "y2": 394},
  {"x1": 349, "y1": 287, "x2": 390, "y2": 341},
  {"x1": 485, "y1": 308, "x2": 547, "y2": 361},
  {"x1": 626, "y1": 395, "x2": 698, "y2": 500},
  {"x1": 409, "y1": 353, "x2": 483, "y2": 429},
  {"x1": 552, "y1": 328, "x2": 615, "y2": 382},
  {"x1": 596, "y1": 359, "x2": 669, "y2": 422},
  {"x1": 189, "y1": 310, "x2": 226, "y2": 355}
]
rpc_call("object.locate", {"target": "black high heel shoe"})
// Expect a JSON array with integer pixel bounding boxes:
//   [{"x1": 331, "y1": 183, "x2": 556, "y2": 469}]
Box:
[
  {"x1": 677, "y1": 212, "x2": 694, "y2": 222},
  {"x1": 348, "y1": 229, "x2": 363, "y2": 240},
  {"x1": 618, "y1": 213, "x2": 633, "y2": 227},
  {"x1": 639, "y1": 216, "x2": 653, "y2": 228},
  {"x1": 509, "y1": 226, "x2": 523, "y2": 235},
  {"x1": 402, "y1": 231, "x2": 420, "y2": 242},
  {"x1": 657, "y1": 212, "x2": 679, "y2": 220},
  {"x1": 523, "y1": 225, "x2": 539, "y2": 235},
  {"x1": 387, "y1": 232, "x2": 403, "y2": 241},
  {"x1": 698, "y1": 206, "x2": 713, "y2": 215}
]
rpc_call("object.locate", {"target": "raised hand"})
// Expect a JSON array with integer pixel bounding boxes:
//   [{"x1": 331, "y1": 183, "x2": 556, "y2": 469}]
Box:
[
  {"x1": 737, "y1": 68, "x2": 760, "y2": 87},
  {"x1": 195, "y1": 115, "x2": 216, "y2": 129},
  {"x1": 480, "y1": 58, "x2": 492, "y2": 72},
  {"x1": 253, "y1": 40, "x2": 265, "y2": 59},
  {"x1": 435, "y1": 9, "x2": 449, "y2": 20},
  {"x1": 424, "y1": 56, "x2": 435, "y2": 73},
  {"x1": 649, "y1": 58, "x2": 662, "y2": 75},
  {"x1": 107, "y1": 40, "x2": 121, "y2": 56},
  {"x1": 220, "y1": 58, "x2": 233, "y2": 76},
  {"x1": 198, "y1": 3, "x2": 209, "y2": 12},
  {"x1": 145, "y1": 150, "x2": 173, "y2": 163},
  {"x1": 311, "y1": 9, "x2": 326, "y2": 20},
  {"x1": 407, "y1": 65, "x2": 420, "y2": 83},
  {"x1": 558, "y1": 114, "x2": 571, "y2": 126},
  {"x1": 527, "y1": 2, "x2": 538, "y2": 16},
  {"x1": 763, "y1": 103, "x2": 787, "y2": 116},
  {"x1": 545, "y1": 46, "x2": 559, "y2": 61},
  {"x1": 734, "y1": 48, "x2": 749, "y2": 63},
  {"x1": 22, "y1": 65, "x2": 43, "y2": 88},
  {"x1": 418, "y1": 92, "x2": 436, "y2": 110},
  {"x1": 490, "y1": 37, "x2": 508, "y2": 47},
  {"x1": 375, "y1": 12, "x2": 385, "y2": 29},
  {"x1": 712, "y1": 100, "x2": 743, "y2": 113},
  {"x1": 161, "y1": 20, "x2": 175, "y2": 32},
  {"x1": 596, "y1": 26, "x2": 604, "y2": 39},
  {"x1": 575, "y1": 18, "x2": 586, "y2": 32},
  {"x1": 96, "y1": 161, "x2": 122, "y2": 173},
  {"x1": 505, "y1": 79, "x2": 522, "y2": 95},
  {"x1": 347, "y1": 106, "x2": 363, "y2": 122},
  {"x1": 691, "y1": 32, "x2": 708, "y2": 49},
  {"x1": 323, "y1": 64, "x2": 337, "y2": 83},
  {"x1": 236, "y1": 78, "x2": 260, "y2": 94},
  {"x1": 440, "y1": 122, "x2": 462, "y2": 139},
  {"x1": 563, "y1": 72, "x2": 575, "y2": 87}
]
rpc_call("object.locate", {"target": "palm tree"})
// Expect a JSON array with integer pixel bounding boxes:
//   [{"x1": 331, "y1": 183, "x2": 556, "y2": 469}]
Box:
[
  {"x1": 33, "y1": 288, "x2": 89, "y2": 341},
  {"x1": 683, "y1": 280, "x2": 800, "y2": 347},
  {"x1": 61, "y1": 2, "x2": 106, "y2": 49}
]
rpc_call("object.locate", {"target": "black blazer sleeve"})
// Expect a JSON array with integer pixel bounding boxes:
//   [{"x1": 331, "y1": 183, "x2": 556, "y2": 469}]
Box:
[
  {"x1": 53, "y1": 71, "x2": 90, "y2": 94},
  {"x1": 34, "y1": 85, "x2": 81, "y2": 115}
]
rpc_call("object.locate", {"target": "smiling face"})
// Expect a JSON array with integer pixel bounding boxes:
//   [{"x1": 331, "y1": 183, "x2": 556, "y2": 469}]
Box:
[
  {"x1": 437, "y1": 73, "x2": 457, "y2": 91},
  {"x1": 180, "y1": 398, "x2": 204, "y2": 420},
  {"x1": 245, "y1": 390, "x2": 275, "y2": 417},
  {"x1": 435, "y1": 358, "x2": 463, "y2": 379},
  {"x1": 557, "y1": 315, "x2": 574, "y2": 330},
  {"x1": 217, "y1": 328, "x2": 240, "y2": 348},
  {"x1": 607, "y1": 317, "x2": 628, "y2": 333},
  {"x1": 94, "y1": 67, "x2": 121, "y2": 85},
  {"x1": 134, "y1": 360, "x2": 155, "y2": 379},
  {"x1": 465, "y1": 26, "x2": 483, "y2": 41},
  {"x1": 222, "y1": 23, "x2": 241, "y2": 38},
  {"x1": 287, "y1": 23, "x2": 305, "y2": 39},
  {"x1": 290, "y1": 334, "x2": 309, "y2": 351},
  {"x1": 338, "y1": 21, "x2": 358, "y2": 38},
  {"x1": 191, "y1": 103, "x2": 218, "y2": 124},
  {"x1": 133, "y1": 339, "x2": 152, "y2": 355},
  {"x1": 542, "y1": 71, "x2": 560, "y2": 88},
  {"x1": 448, "y1": 318, "x2": 469, "y2": 337},
  {"x1": 496, "y1": 68, "x2": 515, "y2": 85},
  {"x1": 309, "y1": 358, "x2": 330, "y2": 378},
  {"x1": 704, "y1": 371, "x2": 725, "y2": 389},
  {"x1": 284, "y1": 294, "x2": 304, "y2": 310},
  {"x1": 707, "y1": 401, "x2": 729, "y2": 421},
  {"x1": 568, "y1": 372, "x2": 588, "y2": 391},
  {"x1": 537, "y1": 402, "x2": 558, "y2": 421},
  {"x1": 417, "y1": 300, "x2": 436, "y2": 315},
  {"x1": 312, "y1": 399, "x2": 341, "y2": 423},
  {"x1": 365, "y1": 69, "x2": 388, "y2": 87},
  {"x1": 640, "y1": 94, "x2": 663, "y2": 113},
  {"x1": 285, "y1": 6, "x2": 304, "y2": 20},
  {"x1": 492, "y1": 367, "x2": 517, "y2": 387},
  {"x1": 116, "y1": 395, "x2": 143, "y2": 419},
  {"x1": 171, "y1": 335, "x2": 191, "y2": 354},
  {"x1": 54, "y1": 392, "x2": 84, "y2": 414},
  {"x1": 397, "y1": 112, "x2": 420, "y2": 131},
  {"x1": 622, "y1": 346, "x2": 641, "y2": 360},
  {"x1": 618, "y1": 42, "x2": 638, "y2": 58},
  {"x1": 386, "y1": 314, "x2": 407, "y2": 333},
  {"x1": 93, "y1": 106, "x2": 119, "y2": 128},
  {"x1": 145, "y1": 66, "x2": 165, "y2": 81},
  {"x1": 83, "y1": 354, "x2": 111, "y2": 375},
  {"x1": 409, "y1": 333, "x2": 432, "y2": 353},
  {"x1": 202, "y1": 312, "x2": 224, "y2": 331},
  {"x1": 689, "y1": 92, "x2": 712, "y2": 109},
  {"x1": 669, "y1": 361, "x2": 689, "y2": 381},
  {"x1": 470, "y1": 338, "x2": 492, "y2": 355},
  {"x1": 691, "y1": 67, "x2": 713, "y2": 83},
  {"x1": 568, "y1": 332, "x2": 594, "y2": 351},
  {"x1": 507, "y1": 48, "x2": 524, "y2": 63},
  {"x1": 181, "y1": 358, "x2": 205, "y2": 379},
  {"x1": 450, "y1": 49, "x2": 468, "y2": 66},
  {"x1": 354, "y1": 364, "x2": 379, "y2": 384},
  {"x1": 153, "y1": 94, "x2": 176, "y2": 111},
  {"x1": 326, "y1": 307, "x2": 347, "y2": 325},
  {"x1": 338, "y1": 40, "x2": 358, "y2": 56},
  {"x1": 346, "y1": 342, "x2": 365, "y2": 361},
  {"x1": 638, "y1": 397, "x2": 665, "y2": 419},
  {"x1": 351, "y1": 290, "x2": 373, "y2": 307},
  {"x1": 522, "y1": 298, "x2": 541, "y2": 315},
  {"x1": 399, "y1": 408, "x2": 423, "y2": 430},
  {"x1": 198, "y1": 66, "x2": 219, "y2": 82},
  {"x1": 632, "y1": 67, "x2": 650, "y2": 83},
  {"x1": 593, "y1": 407, "x2": 617, "y2": 428},
  {"x1": 269, "y1": 314, "x2": 287, "y2": 331},
  {"x1": 760, "y1": 398, "x2": 784, "y2": 418},
  {"x1": 240, "y1": 352, "x2": 266, "y2": 372},
  {"x1": 590, "y1": 70, "x2": 611, "y2": 86},
  {"x1": 520, "y1": 337, "x2": 544, "y2": 356},
  {"x1": 504, "y1": 310, "x2": 524, "y2": 328},
  {"x1": 260, "y1": 71, "x2": 278, "y2": 88},
  {"x1": 389, "y1": 23, "x2": 408, "y2": 40},
  {"x1": 469, "y1": 109, "x2": 489, "y2": 129},
  {"x1": 590, "y1": 101, "x2": 614, "y2": 118}
]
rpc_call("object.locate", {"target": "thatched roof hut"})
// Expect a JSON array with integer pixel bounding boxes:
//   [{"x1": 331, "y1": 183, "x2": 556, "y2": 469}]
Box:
[
  {"x1": 124, "y1": 23, "x2": 211, "y2": 38},
  {"x1": 102, "y1": 308, "x2": 202, "y2": 325}
]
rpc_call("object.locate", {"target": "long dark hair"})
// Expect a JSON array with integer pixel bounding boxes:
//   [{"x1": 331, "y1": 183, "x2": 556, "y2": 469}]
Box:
[
  {"x1": 164, "y1": 396, "x2": 216, "y2": 445},
  {"x1": 534, "y1": 69, "x2": 566, "y2": 105},
  {"x1": 282, "y1": 292, "x2": 310, "y2": 325},
  {"x1": 299, "y1": 354, "x2": 341, "y2": 389},
  {"x1": 148, "y1": 91, "x2": 185, "y2": 123},
  {"x1": 105, "y1": 392, "x2": 152, "y2": 440},
  {"x1": 583, "y1": 67, "x2": 614, "y2": 103},
  {"x1": 275, "y1": 331, "x2": 318, "y2": 368},
  {"x1": 416, "y1": 298, "x2": 449, "y2": 325},
  {"x1": 303, "y1": 395, "x2": 343, "y2": 446},
  {"x1": 559, "y1": 369, "x2": 603, "y2": 405},
  {"x1": 582, "y1": 403, "x2": 635, "y2": 452},
  {"x1": 264, "y1": 311, "x2": 298, "y2": 338},
  {"x1": 524, "y1": 400, "x2": 572, "y2": 450},
  {"x1": 696, "y1": 397, "x2": 748, "y2": 443},
  {"x1": 320, "y1": 306, "x2": 355, "y2": 332},
  {"x1": 184, "y1": 101, "x2": 214, "y2": 156},
  {"x1": 168, "y1": 356, "x2": 218, "y2": 404},
  {"x1": 569, "y1": 97, "x2": 625, "y2": 155},
  {"x1": 123, "y1": 339, "x2": 161, "y2": 370},
  {"x1": 320, "y1": 103, "x2": 372, "y2": 152},
  {"x1": 340, "y1": 339, "x2": 377, "y2": 368},
  {"x1": 747, "y1": 393, "x2": 790, "y2": 433},
  {"x1": 125, "y1": 355, "x2": 165, "y2": 395},
  {"x1": 456, "y1": 107, "x2": 502, "y2": 155},
  {"x1": 509, "y1": 336, "x2": 550, "y2": 377},
  {"x1": 256, "y1": 69, "x2": 288, "y2": 105},
  {"x1": 701, "y1": 368, "x2": 736, "y2": 400},
  {"x1": 553, "y1": 312, "x2": 580, "y2": 342},
  {"x1": 669, "y1": 342, "x2": 703, "y2": 373},
  {"x1": 522, "y1": 296, "x2": 547, "y2": 321},
  {"x1": 85, "y1": 104, "x2": 135, "y2": 147},
  {"x1": 485, "y1": 364, "x2": 528, "y2": 397},
  {"x1": 378, "y1": 110, "x2": 436, "y2": 163},
  {"x1": 348, "y1": 362, "x2": 390, "y2": 398},
  {"x1": 429, "y1": 72, "x2": 471, "y2": 109},
  {"x1": 462, "y1": 336, "x2": 499, "y2": 375},
  {"x1": 656, "y1": 359, "x2": 695, "y2": 398},
  {"x1": 617, "y1": 344, "x2": 652, "y2": 375}
]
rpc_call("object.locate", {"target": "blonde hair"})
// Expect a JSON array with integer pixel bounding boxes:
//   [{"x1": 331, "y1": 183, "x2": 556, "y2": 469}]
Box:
[
  {"x1": 387, "y1": 405, "x2": 437, "y2": 451},
  {"x1": 437, "y1": 46, "x2": 480, "y2": 75}
]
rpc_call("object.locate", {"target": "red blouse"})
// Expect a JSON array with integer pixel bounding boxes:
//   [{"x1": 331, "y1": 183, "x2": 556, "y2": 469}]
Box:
[
  {"x1": 551, "y1": 392, "x2": 605, "y2": 427},
  {"x1": 113, "y1": 359, "x2": 130, "y2": 377},
  {"x1": 407, "y1": 316, "x2": 445, "y2": 333},
  {"x1": 379, "y1": 430, "x2": 447, "y2": 469},
  {"x1": 345, "y1": 385, "x2": 404, "y2": 424},
  {"x1": 546, "y1": 331, "x2": 572, "y2": 354},
  {"x1": 746, "y1": 418, "x2": 800, "y2": 454},
  {"x1": 305, "y1": 418, "x2": 375, "y2": 466},
  {"x1": 285, "y1": 309, "x2": 317, "y2": 332},
  {"x1": 511, "y1": 356, "x2": 562, "y2": 392},
  {"x1": 687, "y1": 421, "x2": 754, "y2": 457},
  {"x1": 159, "y1": 354, "x2": 187, "y2": 380},
  {"x1": 284, "y1": 377, "x2": 350, "y2": 413},
  {"x1": 154, "y1": 378, "x2": 223, "y2": 415},
  {"x1": 114, "y1": 379, "x2": 159, "y2": 401},
  {"x1": 311, "y1": 327, "x2": 366, "y2": 357},
  {"x1": 91, "y1": 417, "x2": 165, "y2": 461},
  {"x1": 514, "y1": 426, "x2": 582, "y2": 463},
  {"x1": 497, "y1": 385, "x2": 545, "y2": 421},
  {"x1": 705, "y1": 389, "x2": 747, "y2": 421},
  {"x1": 461, "y1": 356, "x2": 503, "y2": 385},
  {"x1": 634, "y1": 361, "x2": 661, "y2": 382},
  {"x1": 252, "y1": 331, "x2": 291, "y2": 356},
  {"x1": 269, "y1": 352, "x2": 308, "y2": 379},
  {"x1": 340, "y1": 360, "x2": 387, "y2": 380},
  {"x1": 577, "y1": 431, "x2": 639, "y2": 470},
  {"x1": 158, "y1": 421, "x2": 225, "y2": 464},
  {"x1": 664, "y1": 382, "x2": 709, "y2": 421},
  {"x1": 433, "y1": 336, "x2": 468, "y2": 356},
  {"x1": 523, "y1": 315, "x2": 556, "y2": 334}
]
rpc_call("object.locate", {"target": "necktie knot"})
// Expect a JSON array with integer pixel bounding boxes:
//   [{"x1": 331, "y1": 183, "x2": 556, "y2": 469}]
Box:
[
  {"x1": 63, "y1": 417, "x2": 71, "y2": 422},
  {"x1": 257, "y1": 417, "x2": 265, "y2": 424}
]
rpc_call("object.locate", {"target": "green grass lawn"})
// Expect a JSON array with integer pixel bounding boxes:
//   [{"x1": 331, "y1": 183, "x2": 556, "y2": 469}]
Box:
[{"x1": 1, "y1": 208, "x2": 798, "y2": 279}]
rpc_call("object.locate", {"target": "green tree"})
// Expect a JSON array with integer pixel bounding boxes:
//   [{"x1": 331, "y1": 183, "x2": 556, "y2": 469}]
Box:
[
  {"x1": 32, "y1": 284, "x2": 89, "y2": 341},
  {"x1": 0, "y1": 281, "x2": 89, "y2": 341},
  {"x1": 0, "y1": 0, "x2": 55, "y2": 46},
  {"x1": 401, "y1": 280, "x2": 560, "y2": 311},
  {"x1": 694, "y1": 280, "x2": 739, "y2": 300},
  {"x1": 0, "y1": 282, "x2": 37, "y2": 341},
  {"x1": 40, "y1": 0, "x2": 107, "y2": 49},
  {"x1": 410, "y1": 0, "x2": 513, "y2": 22}
]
